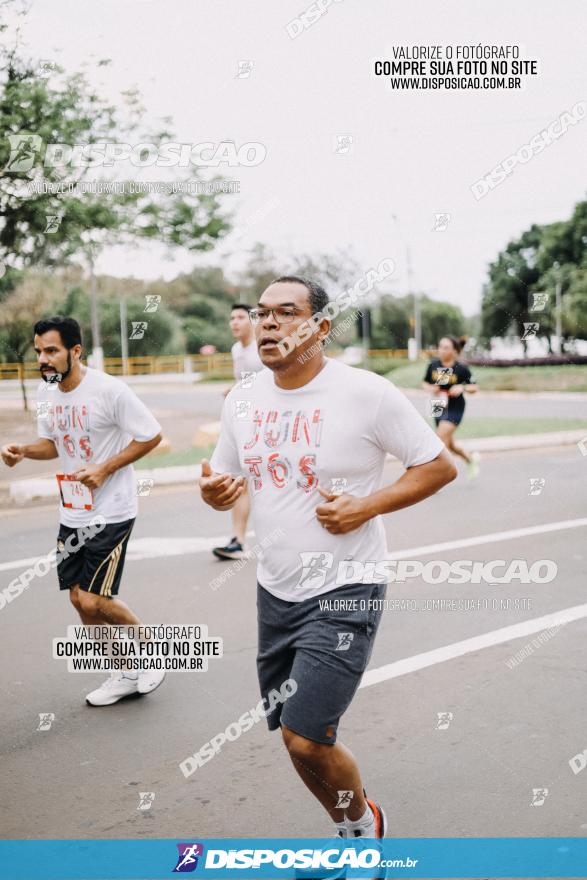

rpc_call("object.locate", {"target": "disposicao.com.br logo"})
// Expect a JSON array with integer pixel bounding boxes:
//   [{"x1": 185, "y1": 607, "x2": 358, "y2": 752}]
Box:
[
  {"x1": 184, "y1": 844, "x2": 385, "y2": 872},
  {"x1": 173, "y1": 843, "x2": 204, "y2": 872}
]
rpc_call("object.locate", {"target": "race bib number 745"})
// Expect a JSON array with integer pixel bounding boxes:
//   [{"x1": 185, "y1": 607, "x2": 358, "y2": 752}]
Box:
[{"x1": 56, "y1": 474, "x2": 93, "y2": 510}]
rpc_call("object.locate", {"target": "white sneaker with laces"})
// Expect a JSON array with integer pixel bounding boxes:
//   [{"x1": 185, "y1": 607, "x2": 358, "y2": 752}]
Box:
[
  {"x1": 468, "y1": 451, "x2": 481, "y2": 480},
  {"x1": 85, "y1": 672, "x2": 139, "y2": 706},
  {"x1": 138, "y1": 667, "x2": 166, "y2": 694}
]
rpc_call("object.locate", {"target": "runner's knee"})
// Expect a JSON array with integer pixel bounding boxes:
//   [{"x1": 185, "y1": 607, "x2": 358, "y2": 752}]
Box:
[
  {"x1": 282, "y1": 725, "x2": 330, "y2": 764},
  {"x1": 76, "y1": 589, "x2": 101, "y2": 615},
  {"x1": 69, "y1": 585, "x2": 82, "y2": 609},
  {"x1": 439, "y1": 429, "x2": 454, "y2": 449}
]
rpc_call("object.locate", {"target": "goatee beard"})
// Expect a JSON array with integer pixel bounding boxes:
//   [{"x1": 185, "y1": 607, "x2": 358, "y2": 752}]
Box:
[{"x1": 41, "y1": 351, "x2": 72, "y2": 383}]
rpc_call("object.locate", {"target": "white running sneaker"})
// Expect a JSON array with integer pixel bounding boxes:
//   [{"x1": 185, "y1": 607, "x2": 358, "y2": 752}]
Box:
[
  {"x1": 138, "y1": 667, "x2": 166, "y2": 695},
  {"x1": 467, "y1": 451, "x2": 481, "y2": 480},
  {"x1": 86, "y1": 672, "x2": 139, "y2": 706}
]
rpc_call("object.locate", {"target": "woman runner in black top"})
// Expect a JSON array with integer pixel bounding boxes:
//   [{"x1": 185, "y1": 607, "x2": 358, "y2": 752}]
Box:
[{"x1": 423, "y1": 336, "x2": 480, "y2": 479}]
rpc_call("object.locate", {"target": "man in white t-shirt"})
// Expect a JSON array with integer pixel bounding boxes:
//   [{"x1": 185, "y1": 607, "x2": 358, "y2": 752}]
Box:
[
  {"x1": 199, "y1": 277, "x2": 457, "y2": 841},
  {"x1": 1, "y1": 316, "x2": 164, "y2": 706},
  {"x1": 212, "y1": 303, "x2": 264, "y2": 561}
]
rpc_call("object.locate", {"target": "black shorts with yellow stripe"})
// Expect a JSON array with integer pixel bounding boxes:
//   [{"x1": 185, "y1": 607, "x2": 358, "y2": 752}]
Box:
[{"x1": 56, "y1": 518, "x2": 135, "y2": 597}]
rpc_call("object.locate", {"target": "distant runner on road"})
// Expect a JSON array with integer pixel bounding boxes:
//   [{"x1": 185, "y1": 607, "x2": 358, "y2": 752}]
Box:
[
  {"x1": 212, "y1": 303, "x2": 264, "y2": 562},
  {"x1": 423, "y1": 335, "x2": 480, "y2": 479}
]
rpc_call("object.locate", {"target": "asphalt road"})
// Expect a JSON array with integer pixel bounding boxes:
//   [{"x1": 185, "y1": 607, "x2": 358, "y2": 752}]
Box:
[
  {"x1": 3, "y1": 376, "x2": 587, "y2": 421},
  {"x1": 1, "y1": 446, "x2": 586, "y2": 845},
  {"x1": 2, "y1": 379, "x2": 586, "y2": 486},
  {"x1": 135, "y1": 383, "x2": 587, "y2": 423},
  {"x1": 122, "y1": 382, "x2": 587, "y2": 422}
]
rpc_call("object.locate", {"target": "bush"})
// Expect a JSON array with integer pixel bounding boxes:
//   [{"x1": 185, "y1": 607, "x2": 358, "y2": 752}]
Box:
[{"x1": 468, "y1": 355, "x2": 587, "y2": 367}]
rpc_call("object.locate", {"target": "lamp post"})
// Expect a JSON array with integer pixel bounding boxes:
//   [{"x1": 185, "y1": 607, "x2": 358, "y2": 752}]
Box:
[
  {"x1": 554, "y1": 264, "x2": 562, "y2": 355},
  {"x1": 120, "y1": 295, "x2": 129, "y2": 375},
  {"x1": 88, "y1": 249, "x2": 104, "y2": 371}
]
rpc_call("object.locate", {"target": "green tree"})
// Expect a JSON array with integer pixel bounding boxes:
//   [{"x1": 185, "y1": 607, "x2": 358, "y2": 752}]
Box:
[
  {"x1": 0, "y1": 6, "x2": 232, "y2": 403},
  {"x1": 370, "y1": 296, "x2": 411, "y2": 348},
  {"x1": 162, "y1": 265, "x2": 236, "y2": 352},
  {"x1": 480, "y1": 201, "x2": 587, "y2": 351},
  {"x1": 562, "y1": 265, "x2": 587, "y2": 344},
  {"x1": 0, "y1": 271, "x2": 64, "y2": 408},
  {"x1": 534, "y1": 201, "x2": 587, "y2": 349},
  {"x1": 183, "y1": 316, "x2": 234, "y2": 354},
  {"x1": 369, "y1": 294, "x2": 465, "y2": 349},
  {"x1": 420, "y1": 296, "x2": 465, "y2": 347},
  {"x1": 48, "y1": 271, "x2": 184, "y2": 357},
  {"x1": 480, "y1": 225, "x2": 542, "y2": 350},
  {"x1": 0, "y1": 57, "x2": 231, "y2": 297},
  {"x1": 98, "y1": 299, "x2": 181, "y2": 358}
]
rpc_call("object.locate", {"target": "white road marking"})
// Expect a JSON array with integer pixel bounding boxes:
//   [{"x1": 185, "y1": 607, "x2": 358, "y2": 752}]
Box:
[
  {"x1": 1, "y1": 518, "x2": 586, "y2": 574},
  {"x1": 360, "y1": 603, "x2": 587, "y2": 689},
  {"x1": 0, "y1": 532, "x2": 254, "y2": 573},
  {"x1": 2, "y1": 519, "x2": 585, "y2": 688},
  {"x1": 387, "y1": 517, "x2": 587, "y2": 560},
  {"x1": 125, "y1": 536, "x2": 235, "y2": 561}
]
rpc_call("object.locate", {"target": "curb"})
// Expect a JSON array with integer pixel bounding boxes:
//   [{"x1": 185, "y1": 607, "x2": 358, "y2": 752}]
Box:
[
  {"x1": 7, "y1": 464, "x2": 203, "y2": 506},
  {"x1": 193, "y1": 421, "x2": 221, "y2": 447},
  {"x1": 461, "y1": 429, "x2": 587, "y2": 453},
  {"x1": 5, "y1": 429, "x2": 586, "y2": 506}
]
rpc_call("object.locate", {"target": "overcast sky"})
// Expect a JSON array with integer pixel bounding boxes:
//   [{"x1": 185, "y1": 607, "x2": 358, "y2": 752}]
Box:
[{"x1": 9, "y1": 0, "x2": 586, "y2": 315}]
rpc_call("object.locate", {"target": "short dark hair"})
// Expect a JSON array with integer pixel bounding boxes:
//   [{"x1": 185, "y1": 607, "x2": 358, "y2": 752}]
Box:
[
  {"x1": 33, "y1": 316, "x2": 82, "y2": 349},
  {"x1": 271, "y1": 275, "x2": 329, "y2": 316},
  {"x1": 231, "y1": 303, "x2": 252, "y2": 313}
]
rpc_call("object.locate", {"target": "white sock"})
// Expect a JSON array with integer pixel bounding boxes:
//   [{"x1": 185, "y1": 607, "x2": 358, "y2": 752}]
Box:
[{"x1": 344, "y1": 803, "x2": 376, "y2": 837}]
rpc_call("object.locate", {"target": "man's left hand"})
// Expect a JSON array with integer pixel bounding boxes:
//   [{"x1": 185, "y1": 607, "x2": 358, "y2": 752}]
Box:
[
  {"x1": 73, "y1": 464, "x2": 109, "y2": 490},
  {"x1": 315, "y1": 485, "x2": 370, "y2": 534}
]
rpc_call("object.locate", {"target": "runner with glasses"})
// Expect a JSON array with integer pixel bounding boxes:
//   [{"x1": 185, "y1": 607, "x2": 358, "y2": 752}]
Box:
[{"x1": 199, "y1": 275, "x2": 456, "y2": 840}]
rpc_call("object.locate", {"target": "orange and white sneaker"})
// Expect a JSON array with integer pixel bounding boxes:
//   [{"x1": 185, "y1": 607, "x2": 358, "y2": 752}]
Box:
[
  {"x1": 348, "y1": 795, "x2": 388, "y2": 880},
  {"x1": 365, "y1": 798, "x2": 387, "y2": 838},
  {"x1": 346, "y1": 793, "x2": 387, "y2": 838}
]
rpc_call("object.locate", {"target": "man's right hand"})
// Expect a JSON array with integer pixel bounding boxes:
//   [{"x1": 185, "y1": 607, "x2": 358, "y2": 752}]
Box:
[
  {"x1": 1, "y1": 444, "x2": 24, "y2": 467},
  {"x1": 199, "y1": 459, "x2": 245, "y2": 510}
]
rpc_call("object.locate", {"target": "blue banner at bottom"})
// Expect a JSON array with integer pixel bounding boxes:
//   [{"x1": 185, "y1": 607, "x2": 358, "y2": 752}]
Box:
[{"x1": 0, "y1": 837, "x2": 584, "y2": 879}]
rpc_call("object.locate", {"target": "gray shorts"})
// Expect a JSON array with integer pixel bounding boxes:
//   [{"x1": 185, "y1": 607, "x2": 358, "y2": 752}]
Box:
[{"x1": 256, "y1": 580, "x2": 386, "y2": 745}]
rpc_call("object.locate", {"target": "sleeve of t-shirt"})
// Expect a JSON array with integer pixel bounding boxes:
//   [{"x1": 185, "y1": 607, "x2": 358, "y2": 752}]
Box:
[
  {"x1": 113, "y1": 387, "x2": 162, "y2": 442},
  {"x1": 37, "y1": 418, "x2": 52, "y2": 440},
  {"x1": 423, "y1": 362, "x2": 434, "y2": 383},
  {"x1": 460, "y1": 364, "x2": 473, "y2": 384},
  {"x1": 36, "y1": 388, "x2": 53, "y2": 440},
  {"x1": 210, "y1": 396, "x2": 241, "y2": 475},
  {"x1": 372, "y1": 382, "x2": 445, "y2": 468},
  {"x1": 231, "y1": 343, "x2": 240, "y2": 381}
]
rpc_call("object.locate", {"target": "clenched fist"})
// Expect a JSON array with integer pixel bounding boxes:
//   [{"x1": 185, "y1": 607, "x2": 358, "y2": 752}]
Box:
[
  {"x1": 315, "y1": 484, "x2": 371, "y2": 534},
  {"x1": 199, "y1": 458, "x2": 245, "y2": 511},
  {"x1": 1, "y1": 444, "x2": 24, "y2": 467},
  {"x1": 72, "y1": 464, "x2": 109, "y2": 490}
]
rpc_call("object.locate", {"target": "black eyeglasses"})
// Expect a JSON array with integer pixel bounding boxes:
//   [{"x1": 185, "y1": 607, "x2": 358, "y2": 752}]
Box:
[{"x1": 249, "y1": 307, "x2": 302, "y2": 324}]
